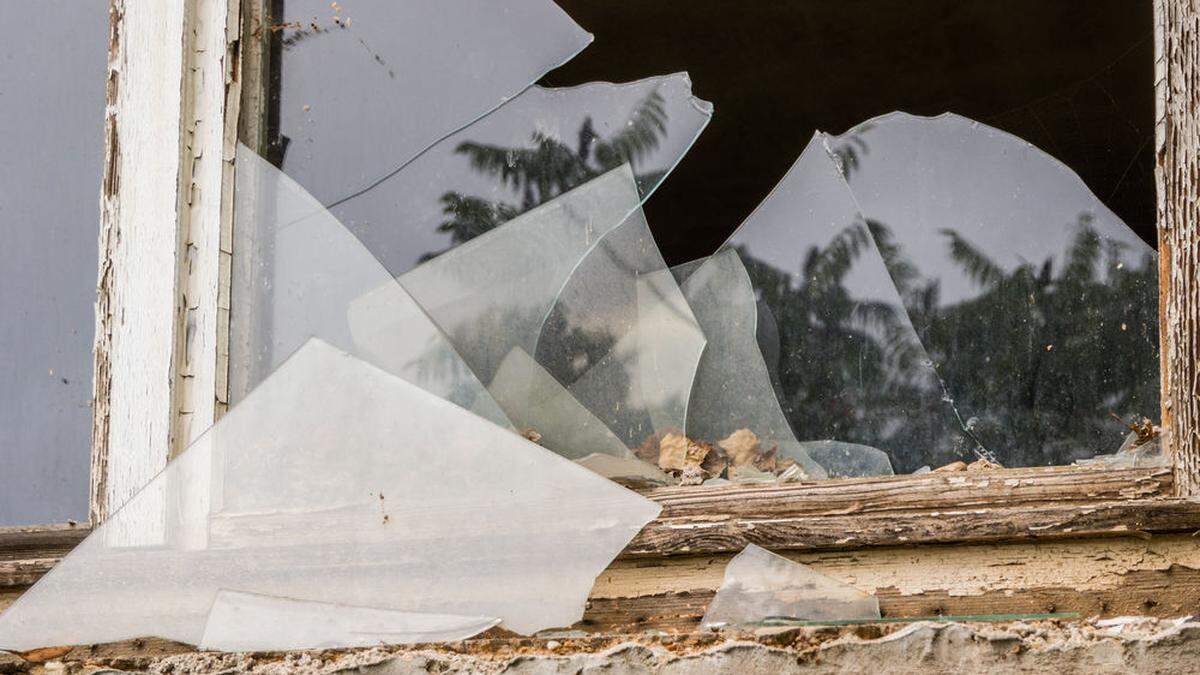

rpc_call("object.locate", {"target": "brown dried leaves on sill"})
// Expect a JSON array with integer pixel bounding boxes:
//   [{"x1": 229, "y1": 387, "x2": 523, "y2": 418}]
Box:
[{"x1": 639, "y1": 429, "x2": 808, "y2": 486}]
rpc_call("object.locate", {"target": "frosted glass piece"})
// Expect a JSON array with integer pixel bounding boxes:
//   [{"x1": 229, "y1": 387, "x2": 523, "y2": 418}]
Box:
[
  {"x1": 487, "y1": 348, "x2": 631, "y2": 460},
  {"x1": 198, "y1": 591, "x2": 500, "y2": 652},
  {"x1": 338, "y1": 73, "x2": 712, "y2": 276},
  {"x1": 688, "y1": 135, "x2": 964, "y2": 474},
  {"x1": 702, "y1": 545, "x2": 880, "y2": 626},
  {"x1": 0, "y1": 339, "x2": 661, "y2": 651},
  {"x1": 273, "y1": 0, "x2": 591, "y2": 214},
  {"x1": 831, "y1": 113, "x2": 1159, "y2": 467},
  {"x1": 681, "y1": 250, "x2": 826, "y2": 480},
  {"x1": 229, "y1": 144, "x2": 509, "y2": 428},
  {"x1": 794, "y1": 441, "x2": 894, "y2": 478}
]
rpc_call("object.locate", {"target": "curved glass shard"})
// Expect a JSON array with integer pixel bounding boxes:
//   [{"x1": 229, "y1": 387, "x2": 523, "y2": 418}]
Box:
[
  {"x1": 686, "y1": 135, "x2": 965, "y2": 474},
  {"x1": 487, "y1": 348, "x2": 631, "y2": 460},
  {"x1": 0, "y1": 339, "x2": 661, "y2": 651},
  {"x1": 680, "y1": 250, "x2": 827, "y2": 480},
  {"x1": 702, "y1": 544, "x2": 880, "y2": 626},
  {"x1": 324, "y1": 72, "x2": 711, "y2": 276},
  {"x1": 831, "y1": 113, "x2": 1159, "y2": 466},
  {"x1": 273, "y1": 0, "x2": 591, "y2": 211},
  {"x1": 229, "y1": 144, "x2": 509, "y2": 427},
  {"x1": 198, "y1": 591, "x2": 500, "y2": 652}
]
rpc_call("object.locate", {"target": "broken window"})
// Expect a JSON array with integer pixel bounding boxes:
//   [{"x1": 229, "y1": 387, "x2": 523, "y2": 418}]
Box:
[{"x1": 0, "y1": 2, "x2": 107, "y2": 526}]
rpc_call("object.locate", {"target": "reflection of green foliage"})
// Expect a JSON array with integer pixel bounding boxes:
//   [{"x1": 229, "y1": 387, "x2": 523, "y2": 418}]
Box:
[
  {"x1": 421, "y1": 89, "x2": 669, "y2": 261},
  {"x1": 742, "y1": 213, "x2": 1159, "y2": 472}
]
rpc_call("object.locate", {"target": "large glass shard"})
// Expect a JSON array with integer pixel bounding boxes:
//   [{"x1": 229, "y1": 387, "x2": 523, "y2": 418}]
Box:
[
  {"x1": 198, "y1": 591, "x2": 500, "y2": 652},
  {"x1": 0, "y1": 1, "x2": 106, "y2": 526},
  {"x1": 702, "y1": 544, "x2": 881, "y2": 626},
  {"x1": 338, "y1": 73, "x2": 712, "y2": 276},
  {"x1": 684, "y1": 136, "x2": 964, "y2": 474},
  {"x1": 831, "y1": 113, "x2": 1159, "y2": 466},
  {"x1": 272, "y1": 0, "x2": 590, "y2": 212},
  {"x1": 229, "y1": 144, "x2": 509, "y2": 428},
  {"x1": 0, "y1": 339, "x2": 661, "y2": 651}
]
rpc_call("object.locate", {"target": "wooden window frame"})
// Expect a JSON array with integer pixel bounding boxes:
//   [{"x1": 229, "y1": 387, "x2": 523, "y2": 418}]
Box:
[{"x1": 3, "y1": 0, "x2": 1198, "y2": 613}]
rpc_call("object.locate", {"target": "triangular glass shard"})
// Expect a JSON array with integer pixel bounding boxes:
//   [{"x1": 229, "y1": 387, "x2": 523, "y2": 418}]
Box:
[
  {"x1": 684, "y1": 135, "x2": 966, "y2": 474},
  {"x1": 830, "y1": 113, "x2": 1159, "y2": 466},
  {"x1": 198, "y1": 591, "x2": 501, "y2": 652},
  {"x1": 681, "y1": 249, "x2": 827, "y2": 479},
  {"x1": 670, "y1": 257, "x2": 709, "y2": 285},
  {"x1": 326, "y1": 73, "x2": 712, "y2": 276},
  {"x1": 0, "y1": 339, "x2": 661, "y2": 650},
  {"x1": 487, "y1": 347, "x2": 631, "y2": 460},
  {"x1": 702, "y1": 544, "x2": 881, "y2": 626},
  {"x1": 272, "y1": 0, "x2": 591, "y2": 212},
  {"x1": 543, "y1": 236, "x2": 707, "y2": 449},
  {"x1": 229, "y1": 144, "x2": 510, "y2": 428}
]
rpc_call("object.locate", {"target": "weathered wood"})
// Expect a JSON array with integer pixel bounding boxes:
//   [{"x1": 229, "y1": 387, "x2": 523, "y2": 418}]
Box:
[
  {"x1": 1156, "y1": 0, "x2": 1200, "y2": 495},
  {"x1": 646, "y1": 465, "x2": 1173, "y2": 518}
]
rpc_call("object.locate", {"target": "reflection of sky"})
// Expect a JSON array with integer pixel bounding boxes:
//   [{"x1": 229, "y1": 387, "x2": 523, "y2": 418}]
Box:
[
  {"x1": 277, "y1": 0, "x2": 590, "y2": 203},
  {"x1": 324, "y1": 75, "x2": 709, "y2": 275},
  {"x1": 0, "y1": 2, "x2": 106, "y2": 525},
  {"x1": 835, "y1": 113, "x2": 1152, "y2": 307},
  {"x1": 724, "y1": 135, "x2": 904, "y2": 310}
]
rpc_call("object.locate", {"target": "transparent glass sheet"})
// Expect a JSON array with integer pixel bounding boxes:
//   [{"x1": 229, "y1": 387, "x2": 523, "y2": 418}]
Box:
[
  {"x1": 0, "y1": 1, "x2": 106, "y2": 526},
  {"x1": 198, "y1": 591, "x2": 500, "y2": 652},
  {"x1": 684, "y1": 135, "x2": 966, "y2": 474},
  {"x1": 831, "y1": 113, "x2": 1160, "y2": 466},
  {"x1": 272, "y1": 0, "x2": 591, "y2": 211},
  {"x1": 702, "y1": 544, "x2": 880, "y2": 626},
  {"x1": 229, "y1": 144, "x2": 509, "y2": 428},
  {"x1": 337, "y1": 73, "x2": 713, "y2": 276},
  {"x1": 0, "y1": 339, "x2": 661, "y2": 651}
]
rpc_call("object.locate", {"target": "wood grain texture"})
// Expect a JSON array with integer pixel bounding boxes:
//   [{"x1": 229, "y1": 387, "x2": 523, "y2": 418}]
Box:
[
  {"x1": 91, "y1": 0, "x2": 188, "y2": 524},
  {"x1": 1156, "y1": 0, "x2": 1200, "y2": 495}
]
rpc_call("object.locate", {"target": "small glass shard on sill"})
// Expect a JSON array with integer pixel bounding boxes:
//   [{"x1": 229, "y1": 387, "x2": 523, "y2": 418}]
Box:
[
  {"x1": 0, "y1": 339, "x2": 661, "y2": 651},
  {"x1": 829, "y1": 112, "x2": 1159, "y2": 468},
  {"x1": 198, "y1": 591, "x2": 500, "y2": 652},
  {"x1": 702, "y1": 545, "x2": 881, "y2": 627},
  {"x1": 328, "y1": 72, "x2": 712, "y2": 277},
  {"x1": 795, "y1": 441, "x2": 894, "y2": 479},
  {"x1": 229, "y1": 144, "x2": 510, "y2": 428}
]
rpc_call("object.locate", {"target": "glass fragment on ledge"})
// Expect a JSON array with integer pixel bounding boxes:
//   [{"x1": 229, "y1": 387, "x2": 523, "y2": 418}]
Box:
[
  {"x1": 830, "y1": 112, "x2": 1160, "y2": 467},
  {"x1": 228, "y1": 144, "x2": 510, "y2": 427},
  {"x1": 0, "y1": 339, "x2": 661, "y2": 651},
  {"x1": 702, "y1": 544, "x2": 881, "y2": 627}
]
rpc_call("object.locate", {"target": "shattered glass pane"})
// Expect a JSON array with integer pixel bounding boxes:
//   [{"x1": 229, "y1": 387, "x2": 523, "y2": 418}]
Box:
[
  {"x1": 271, "y1": 0, "x2": 590, "y2": 213},
  {"x1": 831, "y1": 113, "x2": 1160, "y2": 467},
  {"x1": 0, "y1": 1, "x2": 106, "y2": 526},
  {"x1": 229, "y1": 144, "x2": 510, "y2": 428},
  {"x1": 0, "y1": 339, "x2": 661, "y2": 651},
  {"x1": 400, "y1": 165, "x2": 704, "y2": 454},
  {"x1": 199, "y1": 591, "x2": 500, "y2": 652},
  {"x1": 339, "y1": 73, "x2": 712, "y2": 276},
  {"x1": 702, "y1": 544, "x2": 880, "y2": 626}
]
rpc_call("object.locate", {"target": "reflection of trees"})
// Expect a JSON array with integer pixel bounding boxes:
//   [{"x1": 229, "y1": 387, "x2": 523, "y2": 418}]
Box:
[
  {"x1": 422, "y1": 89, "x2": 670, "y2": 260},
  {"x1": 741, "y1": 214, "x2": 1159, "y2": 471}
]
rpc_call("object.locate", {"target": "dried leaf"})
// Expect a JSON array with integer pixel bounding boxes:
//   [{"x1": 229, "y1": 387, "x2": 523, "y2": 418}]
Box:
[
  {"x1": 966, "y1": 458, "x2": 1002, "y2": 472},
  {"x1": 718, "y1": 428, "x2": 761, "y2": 466},
  {"x1": 932, "y1": 460, "x2": 967, "y2": 473},
  {"x1": 679, "y1": 464, "x2": 705, "y2": 486},
  {"x1": 658, "y1": 432, "x2": 710, "y2": 472},
  {"x1": 14, "y1": 646, "x2": 72, "y2": 663}
]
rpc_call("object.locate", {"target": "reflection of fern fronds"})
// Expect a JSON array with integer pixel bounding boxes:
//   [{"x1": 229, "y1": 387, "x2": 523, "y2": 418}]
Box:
[
  {"x1": 941, "y1": 228, "x2": 1005, "y2": 288},
  {"x1": 592, "y1": 90, "x2": 667, "y2": 169}
]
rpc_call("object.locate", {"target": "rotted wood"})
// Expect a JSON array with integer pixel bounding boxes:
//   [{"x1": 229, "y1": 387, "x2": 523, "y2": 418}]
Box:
[{"x1": 1156, "y1": 0, "x2": 1200, "y2": 495}]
